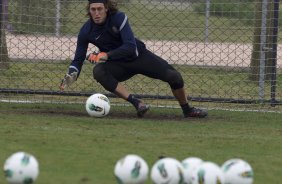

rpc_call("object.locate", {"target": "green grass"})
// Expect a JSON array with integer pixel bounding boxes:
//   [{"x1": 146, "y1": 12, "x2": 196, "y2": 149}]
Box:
[
  {"x1": 120, "y1": 3, "x2": 255, "y2": 43},
  {"x1": 0, "y1": 102, "x2": 282, "y2": 183},
  {"x1": 67, "y1": 2, "x2": 282, "y2": 44},
  {"x1": 61, "y1": 2, "x2": 256, "y2": 43},
  {"x1": 1, "y1": 61, "x2": 282, "y2": 102},
  {"x1": 9, "y1": 1, "x2": 282, "y2": 43},
  {"x1": 8, "y1": 1, "x2": 269, "y2": 43}
]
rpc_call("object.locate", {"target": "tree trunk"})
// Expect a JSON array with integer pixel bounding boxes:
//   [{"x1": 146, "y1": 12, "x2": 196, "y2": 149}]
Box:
[{"x1": 250, "y1": 1, "x2": 262, "y2": 81}]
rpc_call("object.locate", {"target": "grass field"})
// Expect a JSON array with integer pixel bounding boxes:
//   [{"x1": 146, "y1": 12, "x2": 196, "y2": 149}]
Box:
[
  {"x1": 59, "y1": 2, "x2": 282, "y2": 43},
  {"x1": 1, "y1": 61, "x2": 282, "y2": 103},
  {"x1": 59, "y1": 2, "x2": 256, "y2": 43},
  {"x1": 10, "y1": 1, "x2": 277, "y2": 43},
  {"x1": 0, "y1": 102, "x2": 282, "y2": 183}
]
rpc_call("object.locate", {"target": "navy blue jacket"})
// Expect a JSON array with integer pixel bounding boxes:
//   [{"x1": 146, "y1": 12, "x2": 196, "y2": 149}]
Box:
[{"x1": 68, "y1": 11, "x2": 146, "y2": 75}]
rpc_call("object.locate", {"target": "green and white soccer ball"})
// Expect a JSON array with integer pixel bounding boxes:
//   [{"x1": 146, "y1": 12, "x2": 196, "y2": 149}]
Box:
[
  {"x1": 151, "y1": 157, "x2": 185, "y2": 184},
  {"x1": 182, "y1": 157, "x2": 203, "y2": 184},
  {"x1": 191, "y1": 161, "x2": 225, "y2": 184},
  {"x1": 3, "y1": 152, "x2": 39, "y2": 184},
  {"x1": 114, "y1": 154, "x2": 149, "y2": 184},
  {"x1": 85, "y1": 93, "x2": 110, "y2": 117},
  {"x1": 221, "y1": 158, "x2": 254, "y2": 184}
]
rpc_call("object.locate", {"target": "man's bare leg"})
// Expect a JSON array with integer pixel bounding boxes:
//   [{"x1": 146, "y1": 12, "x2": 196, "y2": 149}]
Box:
[
  {"x1": 113, "y1": 83, "x2": 130, "y2": 100},
  {"x1": 114, "y1": 83, "x2": 149, "y2": 117},
  {"x1": 172, "y1": 87, "x2": 188, "y2": 105},
  {"x1": 172, "y1": 88, "x2": 208, "y2": 118}
]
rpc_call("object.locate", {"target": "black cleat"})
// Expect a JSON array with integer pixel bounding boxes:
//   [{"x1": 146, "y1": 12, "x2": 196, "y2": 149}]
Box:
[
  {"x1": 184, "y1": 107, "x2": 208, "y2": 118},
  {"x1": 137, "y1": 103, "x2": 150, "y2": 118}
]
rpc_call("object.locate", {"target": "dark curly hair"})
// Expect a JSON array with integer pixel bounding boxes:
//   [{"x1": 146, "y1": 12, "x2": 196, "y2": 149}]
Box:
[{"x1": 86, "y1": 0, "x2": 118, "y2": 18}]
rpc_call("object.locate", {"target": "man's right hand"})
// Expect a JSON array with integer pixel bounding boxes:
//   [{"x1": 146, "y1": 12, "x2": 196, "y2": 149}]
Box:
[
  {"x1": 87, "y1": 52, "x2": 108, "y2": 64},
  {"x1": 59, "y1": 72, "x2": 78, "y2": 91}
]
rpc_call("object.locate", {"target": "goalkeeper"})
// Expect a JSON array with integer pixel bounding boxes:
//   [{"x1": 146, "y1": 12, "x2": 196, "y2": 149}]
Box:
[{"x1": 60, "y1": 0, "x2": 207, "y2": 118}]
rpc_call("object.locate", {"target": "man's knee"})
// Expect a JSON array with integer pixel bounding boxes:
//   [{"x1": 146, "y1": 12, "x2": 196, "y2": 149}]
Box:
[
  {"x1": 93, "y1": 64, "x2": 106, "y2": 82},
  {"x1": 167, "y1": 70, "x2": 184, "y2": 89},
  {"x1": 93, "y1": 64, "x2": 117, "y2": 92}
]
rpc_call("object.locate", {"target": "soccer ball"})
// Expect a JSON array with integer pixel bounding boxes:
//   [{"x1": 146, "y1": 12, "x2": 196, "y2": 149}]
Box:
[
  {"x1": 221, "y1": 158, "x2": 254, "y2": 184},
  {"x1": 114, "y1": 154, "x2": 149, "y2": 184},
  {"x1": 85, "y1": 93, "x2": 110, "y2": 117},
  {"x1": 191, "y1": 161, "x2": 225, "y2": 184},
  {"x1": 151, "y1": 157, "x2": 185, "y2": 184},
  {"x1": 3, "y1": 151, "x2": 39, "y2": 184},
  {"x1": 181, "y1": 157, "x2": 203, "y2": 184}
]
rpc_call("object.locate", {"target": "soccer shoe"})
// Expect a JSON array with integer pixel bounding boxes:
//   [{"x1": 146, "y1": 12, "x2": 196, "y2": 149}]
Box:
[
  {"x1": 137, "y1": 103, "x2": 150, "y2": 118},
  {"x1": 184, "y1": 107, "x2": 208, "y2": 118}
]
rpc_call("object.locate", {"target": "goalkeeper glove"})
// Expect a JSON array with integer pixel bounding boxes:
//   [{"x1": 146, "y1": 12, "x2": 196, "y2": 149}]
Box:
[
  {"x1": 86, "y1": 52, "x2": 108, "y2": 64},
  {"x1": 59, "y1": 71, "x2": 78, "y2": 91}
]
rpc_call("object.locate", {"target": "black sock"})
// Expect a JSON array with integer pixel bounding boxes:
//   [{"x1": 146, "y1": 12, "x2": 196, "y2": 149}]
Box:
[
  {"x1": 181, "y1": 103, "x2": 192, "y2": 115},
  {"x1": 127, "y1": 94, "x2": 140, "y2": 109}
]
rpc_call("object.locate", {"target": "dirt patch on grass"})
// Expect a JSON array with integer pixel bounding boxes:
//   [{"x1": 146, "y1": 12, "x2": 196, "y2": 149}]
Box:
[{"x1": 1, "y1": 107, "x2": 212, "y2": 123}]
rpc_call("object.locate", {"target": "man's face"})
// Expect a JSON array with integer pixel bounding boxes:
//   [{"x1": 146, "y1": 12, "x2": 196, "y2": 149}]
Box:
[{"x1": 89, "y1": 3, "x2": 108, "y2": 24}]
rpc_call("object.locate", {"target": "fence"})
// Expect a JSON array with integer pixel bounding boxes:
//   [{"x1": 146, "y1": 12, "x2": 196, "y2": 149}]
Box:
[{"x1": 0, "y1": 0, "x2": 281, "y2": 112}]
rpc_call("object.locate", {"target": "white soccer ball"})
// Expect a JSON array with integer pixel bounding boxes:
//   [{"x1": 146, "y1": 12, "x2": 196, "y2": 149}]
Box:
[
  {"x1": 182, "y1": 157, "x2": 203, "y2": 184},
  {"x1": 114, "y1": 154, "x2": 149, "y2": 184},
  {"x1": 3, "y1": 151, "x2": 39, "y2": 184},
  {"x1": 221, "y1": 158, "x2": 254, "y2": 184},
  {"x1": 151, "y1": 157, "x2": 185, "y2": 184},
  {"x1": 85, "y1": 93, "x2": 110, "y2": 117},
  {"x1": 191, "y1": 161, "x2": 225, "y2": 184}
]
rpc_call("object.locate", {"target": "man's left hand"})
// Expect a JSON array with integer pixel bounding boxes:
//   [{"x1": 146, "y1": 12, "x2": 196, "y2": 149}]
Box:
[
  {"x1": 59, "y1": 72, "x2": 78, "y2": 91},
  {"x1": 87, "y1": 52, "x2": 108, "y2": 64}
]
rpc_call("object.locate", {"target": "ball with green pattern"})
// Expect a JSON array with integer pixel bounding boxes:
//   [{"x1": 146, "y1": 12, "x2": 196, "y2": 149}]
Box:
[
  {"x1": 114, "y1": 154, "x2": 149, "y2": 184},
  {"x1": 3, "y1": 152, "x2": 39, "y2": 184},
  {"x1": 191, "y1": 161, "x2": 224, "y2": 184},
  {"x1": 221, "y1": 158, "x2": 254, "y2": 184},
  {"x1": 85, "y1": 93, "x2": 111, "y2": 117},
  {"x1": 151, "y1": 157, "x2": 185, "y2": 184}
]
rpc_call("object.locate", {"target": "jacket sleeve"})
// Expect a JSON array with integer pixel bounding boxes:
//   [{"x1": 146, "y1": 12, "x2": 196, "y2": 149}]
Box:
[
  {"x1": 107, "y1": 12, "x2": 138, "y2": 61},
  {"x1": 68, "y1": 26, "x2": 89, "y2": 77}
]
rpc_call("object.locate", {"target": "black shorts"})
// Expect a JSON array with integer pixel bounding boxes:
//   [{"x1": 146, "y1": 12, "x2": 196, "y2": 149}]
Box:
[
  {"x1": 102, "y1": 48, "x2": 176, "y2": 82},
  {"x1": 93, "y1": 48, "x2": 183, "y2": 92}
]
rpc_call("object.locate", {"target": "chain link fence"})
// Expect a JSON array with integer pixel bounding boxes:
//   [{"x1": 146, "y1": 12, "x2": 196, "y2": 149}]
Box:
[{"x1": 0, "y1": 0, "x2": 281, "y2": 111}]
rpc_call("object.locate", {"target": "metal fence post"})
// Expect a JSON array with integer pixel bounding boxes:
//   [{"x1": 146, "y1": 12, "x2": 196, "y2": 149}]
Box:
[
  {"x1": 270, "y1": 0, "x2": 279, "y2": 106},
  {"x1": 55, "y1": 0, "x2": 61, "y2": 37},
  {"x1": 258, "y1": 0, "x2": 268, "y2": 102},
  {"x1": 0, "y1": 0, "x2": 2, "y2": 41},
  {"x1": 205, "y1": 0, "x2": 210, "y2": 43}
]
